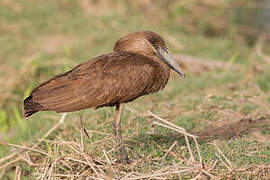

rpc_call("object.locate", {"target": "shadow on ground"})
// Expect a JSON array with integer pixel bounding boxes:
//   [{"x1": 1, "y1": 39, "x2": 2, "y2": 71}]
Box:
[
  {"x1": 196, "y1": 116, "x2": 268, "y2": 142},
  {"x1": 128, "y1": 116, "x2": 269, "y2": 147}
]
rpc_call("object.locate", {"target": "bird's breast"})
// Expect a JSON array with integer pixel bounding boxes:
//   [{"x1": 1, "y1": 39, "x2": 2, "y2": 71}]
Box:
[{"x1": 148, "y1": 63, "x2": 170, "y2": 94}]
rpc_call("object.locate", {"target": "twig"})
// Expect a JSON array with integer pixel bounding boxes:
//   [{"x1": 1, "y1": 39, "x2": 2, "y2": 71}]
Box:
[
  {"x1": 17, "y1": 153, "x2": 34, "y2": 166},
  {"x1": 148, "y1": 111, "x2": 197, "y2": 138},
  {"x1": 151, "y1": 121, "x2": 195, "y2": 161},
  {"x1": 149, "y1": 111, "x2": 200, "y2": 162},
  {"x1": 42, "y1": 113, "x2": 67, "y2": 139},
  {"x1": 184, "y1": 134, "x2": 195, "y2": 161},
  {"x1": 83, "y1": 128, "x2": 91, "y2": 141},
  {"x1": 0, "y1": 152, "x2": 18, "y2": 164},
  {"x1": 214, "y1": 144, "x2": 234, "y2": 170},
  {"x1": 14, "y1": 165, "x2": 20, "y2": 180},
  {"x1": 6, "y1": 143, "x2": 48, "y2": 156},
  {"x1": 215, "y1": 153, "x2": 232, "y2": 172},
  {"x1": 162, "y1": 141, "x2": 177, "y2": 160},
  {"x1": 103, "y1": 150, "x2": 111, "y2": 164},
  {"x1": 0, "y1": 157, "x2": 21, "y2": 170},
  {"x1": 194, "y1": 137, "x2": 202, "y2": 165},
  {"x1": 125, "y1": 106, "x2": 139, "y2": 114}
]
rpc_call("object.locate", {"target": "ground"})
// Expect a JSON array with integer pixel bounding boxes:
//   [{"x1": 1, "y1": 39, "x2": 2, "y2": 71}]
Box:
[{"x1": 0, "y1": 0, "x2": 270, "y2": 179}]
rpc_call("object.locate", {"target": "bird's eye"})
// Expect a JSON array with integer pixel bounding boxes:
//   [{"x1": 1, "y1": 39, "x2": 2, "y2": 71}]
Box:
[{"x1": 149, "y1": 39, "x2": 156, "y2": 45}]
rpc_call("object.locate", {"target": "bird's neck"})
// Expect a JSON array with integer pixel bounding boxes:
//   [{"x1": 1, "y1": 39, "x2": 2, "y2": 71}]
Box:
[
  {"x1": 153, "y1": 55, "x2": 170, "y2": 74},
  {"x1": 152, "y1": 55, "x2": 170, "y2": 90}
]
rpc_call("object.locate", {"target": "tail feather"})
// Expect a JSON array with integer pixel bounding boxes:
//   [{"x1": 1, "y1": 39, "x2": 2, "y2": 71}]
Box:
[{"x1": 23, "y1": 95, "x2": 43, "y2": 117}]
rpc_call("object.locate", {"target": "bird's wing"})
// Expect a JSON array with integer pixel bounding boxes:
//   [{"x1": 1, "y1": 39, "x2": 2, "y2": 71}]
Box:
[{"x1": 30, "y1": 52, "x2": 160, "y2": 112}]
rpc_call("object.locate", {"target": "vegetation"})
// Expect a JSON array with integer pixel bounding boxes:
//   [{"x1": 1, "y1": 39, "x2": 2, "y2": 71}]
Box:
[{"x1": 0, "y1": 0, "x2": 269, "y2": 179}]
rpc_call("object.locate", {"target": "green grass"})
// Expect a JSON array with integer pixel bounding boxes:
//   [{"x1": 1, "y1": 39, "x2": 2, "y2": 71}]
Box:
[
  {"x1": 256, "y1": 70, "x2": 270, "y2": 92},
  {"x1": 0, "y1": 0, "x2": 270, "y2": 179}
]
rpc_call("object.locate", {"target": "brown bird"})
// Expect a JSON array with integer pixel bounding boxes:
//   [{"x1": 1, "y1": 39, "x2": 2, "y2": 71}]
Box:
[{"x1": 23, "y1": 31, "x2": 185, "y2": 162}]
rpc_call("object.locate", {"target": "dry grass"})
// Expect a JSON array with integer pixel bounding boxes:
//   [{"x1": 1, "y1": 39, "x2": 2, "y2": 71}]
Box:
[
  {"x1": 1, "y1": 109, "x2": 269, "y2": 179},
  {"x1": 0, "y1": 113, "x2": 214, "y2": 179}
]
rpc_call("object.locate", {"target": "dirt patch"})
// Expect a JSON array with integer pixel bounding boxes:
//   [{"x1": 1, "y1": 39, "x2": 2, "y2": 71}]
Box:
[
  {"x1": 196, "y1": 116, "x2": 268, "y2": 141},
  {"x1": 249, "y1": 130, "x2": 270, "y2": 143}
]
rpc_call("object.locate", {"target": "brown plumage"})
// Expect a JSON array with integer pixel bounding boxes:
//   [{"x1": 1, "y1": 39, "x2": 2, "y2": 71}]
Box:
[{"x1": 23, "y1": 31, "x2": 185, "y2": 162}]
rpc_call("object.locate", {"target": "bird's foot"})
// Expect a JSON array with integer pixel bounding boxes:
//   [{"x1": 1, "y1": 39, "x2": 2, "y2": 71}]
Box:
[
  {"x1": 114, "y1": 146, "x2": 130, "y2": 164},
  {"x1": 119, "y1": 146, "x2": 130, "y2": 164}
]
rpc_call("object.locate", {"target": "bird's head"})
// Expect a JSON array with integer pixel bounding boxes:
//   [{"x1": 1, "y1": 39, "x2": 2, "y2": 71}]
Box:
[{"x1": 113, "y1": 31, "x2": 185, "y2": 78}]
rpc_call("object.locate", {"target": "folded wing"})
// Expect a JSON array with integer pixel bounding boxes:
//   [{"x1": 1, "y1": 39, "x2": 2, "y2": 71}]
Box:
[{"x1": 24, "y1": 52, "x2": 159, "y2": 116}]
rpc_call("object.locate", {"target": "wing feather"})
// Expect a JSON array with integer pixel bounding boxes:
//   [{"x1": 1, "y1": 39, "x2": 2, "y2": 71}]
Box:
[{"x1": 26, "y1": 51, "x2": 160, "y2": 114}]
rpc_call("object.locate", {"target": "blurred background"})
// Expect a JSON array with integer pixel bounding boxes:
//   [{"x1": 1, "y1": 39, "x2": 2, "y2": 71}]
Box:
[
  {"x1": 1, "y1": 0, "x2": 270, "y2": 178},
  {"x1": 0, "y1": 0, "x2": 270, "y2": 147}
]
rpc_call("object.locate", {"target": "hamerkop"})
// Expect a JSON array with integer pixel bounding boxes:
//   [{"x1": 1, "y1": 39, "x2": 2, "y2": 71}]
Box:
[{"x1": 24, "y1": 31, "x2": 185, "y2": 162}]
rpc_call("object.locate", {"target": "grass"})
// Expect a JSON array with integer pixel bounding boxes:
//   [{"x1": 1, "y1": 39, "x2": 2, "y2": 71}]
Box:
[{"x1": 0, "y1": 0, "x2": 270, "y2": 179}]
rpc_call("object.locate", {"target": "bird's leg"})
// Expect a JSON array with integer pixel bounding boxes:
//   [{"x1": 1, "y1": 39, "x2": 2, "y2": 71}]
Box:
[{"x1": 113, "y1": 103, "x2": 129, "y2": 163}]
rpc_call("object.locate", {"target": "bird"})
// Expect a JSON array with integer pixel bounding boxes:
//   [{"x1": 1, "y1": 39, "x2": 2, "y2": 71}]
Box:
[{"x1": 23, "y1": 31, "x2": 185, "y2": 162}]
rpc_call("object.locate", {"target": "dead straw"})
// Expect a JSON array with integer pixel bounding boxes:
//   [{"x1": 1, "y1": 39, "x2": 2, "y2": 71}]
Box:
[
  {"x1": 148, "y1": 111, "x2": 199, "y2": 163},
  {"x1": 0, "y1": 113, "x2": 67, "y2": 170},
  {"x1": 0, "y1": 109, "x2": 240, "y2": 179}
]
